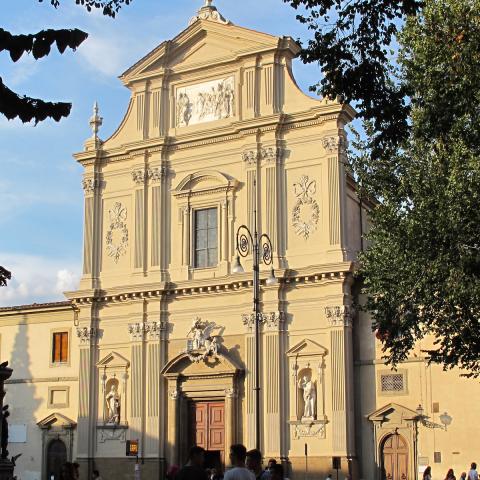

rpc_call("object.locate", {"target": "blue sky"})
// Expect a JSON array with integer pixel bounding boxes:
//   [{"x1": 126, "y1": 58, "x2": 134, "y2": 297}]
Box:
[{"x1": 0, "y1": 0, "x2": 322, "y2": 307}]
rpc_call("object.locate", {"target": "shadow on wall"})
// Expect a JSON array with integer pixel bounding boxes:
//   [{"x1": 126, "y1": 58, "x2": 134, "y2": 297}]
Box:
[{"x1": 7, "y1": 316, "x2": 42, "y2": 480}]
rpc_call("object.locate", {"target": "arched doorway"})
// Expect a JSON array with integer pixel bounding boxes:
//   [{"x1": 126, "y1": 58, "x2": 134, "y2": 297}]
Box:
[
  {"x1": 381, "y1": 433, "x2": 409, "y2": 480},
  {"x1": 46, "y1": 439, "x2": 67, "y2": 480}
]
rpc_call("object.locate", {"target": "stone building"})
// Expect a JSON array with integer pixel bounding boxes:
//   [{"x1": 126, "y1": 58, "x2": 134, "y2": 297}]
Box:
[{"x1": 1, "y1": 3, "x2": 479, "y2": 480}]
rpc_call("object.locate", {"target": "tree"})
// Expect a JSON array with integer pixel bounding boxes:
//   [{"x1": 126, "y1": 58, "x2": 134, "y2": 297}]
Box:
[
  {"x1": 351, "y1": 0, "x2": 480, "y2": 376},
  {"x1": 1, "y1": 0, "x2": 131, "y2": 289},
  {"x1": 283, "y1": 0, "x2": 423, "y2": 159},
  {"x1": 0, "y1": 0, "x2": 131, "y2": 123}
]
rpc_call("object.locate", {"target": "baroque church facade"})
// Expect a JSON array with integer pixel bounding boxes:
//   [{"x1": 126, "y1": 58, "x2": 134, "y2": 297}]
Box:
[{"x1": 1, "y1": 3, "x2": 479, "y2": 480}]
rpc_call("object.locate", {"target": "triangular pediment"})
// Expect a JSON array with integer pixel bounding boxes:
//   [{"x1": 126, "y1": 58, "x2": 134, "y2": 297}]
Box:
[
  {"x1": 367, "y1": 403, "x2": 418, "y2": 422},
  {"x1": 37, "y1": 413, "x2": 76, "y2": 429},
  {"x1": 286, "y1": 338, "x2": 328, "y2": 357},
  {"x1": 97, "y1": 351, "x2": 130, "y2": 369},
  {"x1": 121, "y1": 20, "x2": 291, "y2": 84}
]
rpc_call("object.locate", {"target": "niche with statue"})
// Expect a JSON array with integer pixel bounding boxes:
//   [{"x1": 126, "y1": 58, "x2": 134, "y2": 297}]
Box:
[
  {"x1": 96, "y1": 352, "x2": 129, "y2": 443},
  {"x1": 286, "y1": 339, "x2": 328, "y2": 439}
]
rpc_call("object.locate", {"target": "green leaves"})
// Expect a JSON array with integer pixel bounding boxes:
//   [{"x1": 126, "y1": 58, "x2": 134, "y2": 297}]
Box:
[
  {"x1": 353, "y1": 0, "x2": 480, "y2": 377},
  {"x1": 0, "y1": 28, "x2": 88, "y2": 62},
  {"x1": 284, "y1": 0, "x2": 422, "y2": 158},
  {"x1": 40, "y1": 0, "x2": 132, "y2": 18}
]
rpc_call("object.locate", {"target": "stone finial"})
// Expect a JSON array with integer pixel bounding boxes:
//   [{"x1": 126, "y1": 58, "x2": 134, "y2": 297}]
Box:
[
  {"x1": 189, "y1": 0, "x2": 231, "y2": 25},
  {"x1": 89, "y1": 102, "x2": 103, "y2": 140}
]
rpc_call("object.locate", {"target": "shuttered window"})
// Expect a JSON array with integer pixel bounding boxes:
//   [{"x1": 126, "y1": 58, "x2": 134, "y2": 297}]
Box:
[{"x1": 52, "y1": 332, "x2": 68, "y2": 363}]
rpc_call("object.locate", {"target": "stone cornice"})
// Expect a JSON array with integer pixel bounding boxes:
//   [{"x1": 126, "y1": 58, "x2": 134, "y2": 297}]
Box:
[
  {"x1": 64, "y1": 262, "x2": 355, "y2": 305},
  {"x1": 73, "y1": 104, "x2": 350, "y2": 166}
]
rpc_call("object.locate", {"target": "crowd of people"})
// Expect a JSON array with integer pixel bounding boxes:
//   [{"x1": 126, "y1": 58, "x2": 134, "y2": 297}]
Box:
[
  {"x1": 423, "y1": 462, "x2": 478, "y2": 480},
  {"x1": 168, "y1": 444, "x2": 347, "y2": 480}
]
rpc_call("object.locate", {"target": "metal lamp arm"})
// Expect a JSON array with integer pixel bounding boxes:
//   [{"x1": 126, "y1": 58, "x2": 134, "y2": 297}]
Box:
[
  {"x1": 259, "y1": 233, "x2": 273, "y2": 266},
  {"x1": 236, "y1": 225, "x2": 254, "y2": 258}
]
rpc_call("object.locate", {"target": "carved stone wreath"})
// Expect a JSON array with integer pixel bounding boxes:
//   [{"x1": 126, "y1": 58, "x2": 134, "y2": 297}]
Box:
[
  {"x1": 292, "y1": 175, "x2": 320, "y2": 240},
  {"x1": 106, "y1": 202, "x2": 129, "y2": 263}
]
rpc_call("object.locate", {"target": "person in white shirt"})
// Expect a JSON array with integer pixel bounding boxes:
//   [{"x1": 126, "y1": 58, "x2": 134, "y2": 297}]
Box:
[
  {"x1": 224, "y1": 444, "x2": 256, "y2": 480},
  {"x1": 468, "y1": 463, "x2": 479, "y2": 480},
  {"x1": 325, "y1": 475, "x2": 333, "y2": 480}
]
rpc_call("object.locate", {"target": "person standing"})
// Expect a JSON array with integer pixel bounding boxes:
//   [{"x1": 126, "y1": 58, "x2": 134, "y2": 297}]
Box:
[
  {"x1": 246, "y1": 449, "x2": 270, "y2": 480},
  {"x1": 460, "y1": 473, "x2": 467, "y2": 480},
  {"x1": 176, "y1": 446, "x2": 208, "y2": 480},
  {"x1": 424, "y1": 466, "x2": 432, "y2": 480},
  {"x1": 224, "y1": 445, "x2": 255, "y2": 480},
  {"x1": 92, "y1": 470, "x2": 103, "y2": 480},
  {"x1": 468, "y1": 463, "x2": 479, "y2": 480},
  {"x1": 325, "y1": 475, "x2": 332, "y2": 480},
  {"x1": 445, "y1": 468, "x2": 456, "y2": 480},
  {"x1": 269, "y1": 465, "x2": 284, "y2": 480}
]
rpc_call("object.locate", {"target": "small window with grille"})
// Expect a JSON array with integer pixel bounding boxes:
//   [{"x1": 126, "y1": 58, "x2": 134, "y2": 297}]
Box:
[{"x1": 378, "y1": 371, "x2": 407, "y2": 395}]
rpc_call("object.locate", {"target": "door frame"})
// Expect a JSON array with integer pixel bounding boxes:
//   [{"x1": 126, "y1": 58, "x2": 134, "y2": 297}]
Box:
[{"x1": 380, "y1": 432, "x2": 409, "y2": 480}]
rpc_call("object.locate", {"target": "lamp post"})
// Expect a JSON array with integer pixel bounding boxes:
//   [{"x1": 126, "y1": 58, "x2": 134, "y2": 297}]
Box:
[
  {"x1": 233, "y1": 222, "x2": 277, "y2": 451},
  {"x1": 415, "y1": 404, "x2": 452, "y2": 431}
]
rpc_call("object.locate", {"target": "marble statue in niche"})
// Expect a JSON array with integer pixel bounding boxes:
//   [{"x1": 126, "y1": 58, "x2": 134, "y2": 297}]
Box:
[
  {"x1": 105, "y1": 382, "x2": 121, "y2": 424},
  {"x1": 299, "y1": 375, "x2": 317, "y2": 419}
]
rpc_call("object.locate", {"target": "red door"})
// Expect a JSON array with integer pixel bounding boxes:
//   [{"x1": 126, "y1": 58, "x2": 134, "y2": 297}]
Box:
[
  {"x1": 382, "y1": 433, "x2": 409, "y2": 480},
  {"x1": 190, "y1": 401, "x2": 225, "y2": 460}
]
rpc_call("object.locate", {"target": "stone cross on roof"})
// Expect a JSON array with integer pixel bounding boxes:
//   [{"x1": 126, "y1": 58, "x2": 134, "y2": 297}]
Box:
[{"x1": 190, "y1": 0, "x2": 231, "y2": 25}]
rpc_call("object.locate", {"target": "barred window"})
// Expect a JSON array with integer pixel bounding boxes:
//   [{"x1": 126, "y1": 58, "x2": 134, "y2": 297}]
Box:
[
  {"x1": 194, "y1": 208, "x2": 218, "y2": 268},
  {"x1": 380, "y1": 373, "x2": 404, "y2": 392}
]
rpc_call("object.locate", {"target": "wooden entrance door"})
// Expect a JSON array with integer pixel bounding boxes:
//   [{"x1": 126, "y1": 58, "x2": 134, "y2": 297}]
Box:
[
  {"x1": 46, "y1": 439, "x2": 67, "y2": 480},
  {"x1": 190, "y1": 401, "x2": 225, "y2": 461},
  {"x1": 381, "y1": 433, "x2": 409, "y2": 480}
]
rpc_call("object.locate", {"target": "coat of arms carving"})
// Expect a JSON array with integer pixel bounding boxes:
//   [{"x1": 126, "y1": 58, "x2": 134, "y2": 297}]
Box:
[
  {"x1": 292, "y1": 175, "x2": 320, "y2": 240},
  {"x1": 185, "y1": 317, "x2": 222, "y2": 363},
  {"x1": 105, "y1": 202, "x2": 129, "y2": 263}
]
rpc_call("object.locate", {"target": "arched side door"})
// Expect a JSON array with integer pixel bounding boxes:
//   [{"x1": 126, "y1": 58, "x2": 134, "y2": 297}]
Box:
[
  {"x1": 381, "y1": 433, "x2": 409, "y2": 480},
  {"x1": 46, "y1": 439, "x2": 67, "y2": 480}
]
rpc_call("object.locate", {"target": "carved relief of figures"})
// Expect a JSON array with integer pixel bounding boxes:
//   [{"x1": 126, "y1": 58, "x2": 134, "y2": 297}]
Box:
[
  {"x1": 185, "y1": 317, "x2": 223, "y2": 363},
  {"x1": 105, "y1": 382, "x2": 121, "y2": 424},
  {"x1": 299, "y1": 375, "x2": 316, "y2": 419},
  {"x1": 176, "y1": 76, "x2": 235, "y2": 127}
]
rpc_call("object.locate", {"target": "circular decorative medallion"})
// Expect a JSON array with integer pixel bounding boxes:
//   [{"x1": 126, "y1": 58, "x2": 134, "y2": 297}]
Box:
[
  {"x1": 106, "y1": 202, "x2": 129, "y2": 263},
  {"x1": 292, "y1": 175, "x2": 320, "y2": 240}
]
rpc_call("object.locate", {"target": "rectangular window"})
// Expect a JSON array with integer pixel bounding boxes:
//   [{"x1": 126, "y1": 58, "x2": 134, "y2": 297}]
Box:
[
  {"x1": 194, "y1": 208, "x2": 218, "y2": 268},
  {"x1": 380, "y1": 373, "x2": 405, "y2": 392},
  {"x1": 52, "y1": 332, "x2": 68, "y2": 363}
]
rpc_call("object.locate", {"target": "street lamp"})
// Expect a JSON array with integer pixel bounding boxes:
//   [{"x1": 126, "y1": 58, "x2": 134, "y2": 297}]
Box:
[
  {"x1": 234, "y1": 223, "x2": 277, "y2": 450},
  {"x1": 415, "y1": 404, "x2": 452, "y2": 431}
]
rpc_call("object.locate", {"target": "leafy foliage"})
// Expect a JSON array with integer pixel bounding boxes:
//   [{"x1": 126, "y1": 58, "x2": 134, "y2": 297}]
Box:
[
  {"x1": 352, "y1": 0, "x2": 480, "y2": 376},
  {"x1": 283, "y1": 0, "x2": 423, "y2": 157},
  {"x1": 41, "y1": 0, "x2": 132, "y2": 18},
  {"x1": 0, "y1": 267, "x2": 11, "y2": 287}
]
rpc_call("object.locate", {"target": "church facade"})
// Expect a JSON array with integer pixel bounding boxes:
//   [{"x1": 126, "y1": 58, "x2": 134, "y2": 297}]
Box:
[{"x1": 1, "y1": 3, "x2": 479, "y2": 480}]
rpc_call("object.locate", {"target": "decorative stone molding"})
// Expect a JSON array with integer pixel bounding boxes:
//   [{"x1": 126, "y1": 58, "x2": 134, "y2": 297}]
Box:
[
  {"x1": 224, "y1": 387, "x2": 237, "y2": 398},
  {"x1": 97, "y1": 425, "x2": 127, "y2": 443},
  {"x1": 292, "y1": 175, "x2": 320, "y2": 240},
  {"x1": 131, "y1": 168, "x2": 149, "y2": 185},
  {"x1": 169, "y1": 389, "x2": 180, "y2": 400},
  {"x1": 105, "y1": 202, "x2": 129, "y2": 263},
  {"x1": 127, "y1": 321, "x2": 166, "y2": 341},
  {"x1": 242, "y1": 147, "x2": 278, "y2": 166},
  {"x1": 324, "y1": 305, "x2": 354, "y2": 327},
  {"x1": 322, "y1": 135, "x2": 347, "y2": 153},
  {"x1": 76, "y1": 326, "x2": 97, "y2": 344},
  {"x1": 82, "y1": 178, "x2": 98, "y2": 194},
  {"x1": 150, "y1": 166, "x2": 167, "y2": 182},
  {"x1": 189, "y1": 1, "x2": 231, "y2": 26},
  {"x1": 242, "y1": 312, "x2": 284, "y2": 332},
  {"x1": 292, "y1": 420, "x2": 326, "y2": 439}
]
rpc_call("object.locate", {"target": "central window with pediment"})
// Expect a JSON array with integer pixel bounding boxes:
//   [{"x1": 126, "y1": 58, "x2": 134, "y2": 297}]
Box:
[{"x1": 194, "y1": 208, "x2": 218, "y2": 268}]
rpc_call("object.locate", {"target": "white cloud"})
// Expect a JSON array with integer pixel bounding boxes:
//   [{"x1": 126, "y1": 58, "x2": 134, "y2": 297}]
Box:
[{"x1": 0, "y1": 253, "x2": 80, "y2": 307}]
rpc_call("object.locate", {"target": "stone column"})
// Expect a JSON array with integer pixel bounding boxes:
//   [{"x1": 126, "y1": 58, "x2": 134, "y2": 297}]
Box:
[
  {"x1": 262, "y1": 312, "x2": 283, "y2": 458},
  {"x1": 132, "y1": 168, "x2": 147, "y2": 271},
  {"x1": 326, "y1": 305, "x2": 355, "y2": 457},
  {"x1": 182, "y1": 206, "x2": 190, "y2": 267},
  {"x1": 242, "y1": 313, "x2": 256, "y2": 450},
  {"x1": 221, "y1": 200, "x2": 228, "y2": 262},
  {"x1": 224, "y1": 387, "x2": 237, "y2": 451},
  {"x1": 167, "y1": 388, "x2": 179, "y2": 466},
  {"x1": 128, "y1": 323, "x2": 145, "y2": 454}
]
